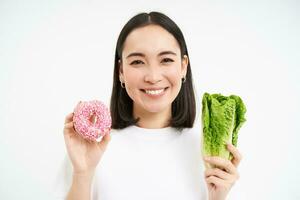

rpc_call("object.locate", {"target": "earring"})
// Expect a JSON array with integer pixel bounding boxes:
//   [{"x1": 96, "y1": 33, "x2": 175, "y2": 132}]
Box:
[
  {"x1": 182, "y1": 76, "x2": 186, "y2": 83},
  {"x1": 120, "y1": 81, "x2": 125, "y2": 88}
]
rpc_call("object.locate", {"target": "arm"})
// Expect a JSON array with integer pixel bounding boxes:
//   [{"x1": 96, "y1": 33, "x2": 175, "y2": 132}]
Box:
[
  {"x1": 63, "y1": 112, "x2": 111, "y2": 200},
  {"x1": 66, "y1": 171, "x2": 94, "y2": 200},
  {"x1": 203, "y1": 144, "x2": 242, "y2": 200}
]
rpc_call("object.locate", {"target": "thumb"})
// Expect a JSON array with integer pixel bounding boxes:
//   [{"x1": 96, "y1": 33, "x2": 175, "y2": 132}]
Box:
[{"x1": 97, "y1": 133, "x2": 111, "y2": 151}]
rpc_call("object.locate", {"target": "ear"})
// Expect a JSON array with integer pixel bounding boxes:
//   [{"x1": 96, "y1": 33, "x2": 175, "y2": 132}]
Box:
[
  {"x1": 118, "y1": 59, "x2": 124, "y2": 81},
  {"x1": 181, "y1": 55, "x2": 188, "y2": 77}
]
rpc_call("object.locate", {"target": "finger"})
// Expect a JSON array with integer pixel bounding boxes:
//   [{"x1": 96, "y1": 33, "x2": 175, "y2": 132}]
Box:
[
  {"x1": 204, "y1": 156, "x2": 236, "y2": 175},
  {"x1": 63, "y1": 122, "x2": 77, "y2": 140},
  {"x1": 64, "y1": 121, "x2": 74, "y2": 129},
  {"x1": 97, "y1": 133, "x2": 111, "y2": 151},
  {"x1": 64, "y1": 113, "x2": 74, "y2": 124},
  {"x1": 227, "y1": 143, "x2": 243, "y2": 167},
  {"x1": 205, "y1": 175, "x2": 228, "y2": 187},
  {"x1": 205, "y1": 168, "x2": 231, "y2": 180}
]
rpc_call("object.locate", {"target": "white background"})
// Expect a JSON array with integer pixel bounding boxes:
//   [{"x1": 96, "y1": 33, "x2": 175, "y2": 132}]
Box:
[{"x1": 0, "y1": 0, "x2": 299, "y2": 199}]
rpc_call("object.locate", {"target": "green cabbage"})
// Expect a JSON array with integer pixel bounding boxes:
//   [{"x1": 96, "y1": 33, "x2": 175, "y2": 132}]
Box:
[{"x1": 202, "y1": 93, "x2": 246, "y2": 168}]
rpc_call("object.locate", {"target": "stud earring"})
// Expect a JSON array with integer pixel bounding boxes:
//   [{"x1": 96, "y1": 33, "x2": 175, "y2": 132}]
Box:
[{"x1": 120, "y1": 81, "x2": 125, "y2": 88}]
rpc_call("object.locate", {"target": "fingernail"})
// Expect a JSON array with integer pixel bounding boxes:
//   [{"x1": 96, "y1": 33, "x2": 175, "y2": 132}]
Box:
[{"x1": 204, "y1": 156, "x2": 209, "y2": 161}]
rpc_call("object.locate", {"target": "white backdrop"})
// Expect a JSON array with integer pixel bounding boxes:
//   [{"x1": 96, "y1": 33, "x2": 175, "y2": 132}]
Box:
[{"x1": 1, "y1": 1, "x2": 299, "y2": 199}]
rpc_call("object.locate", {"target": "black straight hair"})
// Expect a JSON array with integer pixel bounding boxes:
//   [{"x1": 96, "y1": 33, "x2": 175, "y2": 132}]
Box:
[{"x1": 110, "y1": 11, "x2": 196, "y2": 130}]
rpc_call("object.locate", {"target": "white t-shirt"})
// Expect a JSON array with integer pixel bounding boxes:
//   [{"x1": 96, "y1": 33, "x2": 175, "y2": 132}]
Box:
[{"x1": 53, "y1": 124, "x2": 210, "y2": 199}]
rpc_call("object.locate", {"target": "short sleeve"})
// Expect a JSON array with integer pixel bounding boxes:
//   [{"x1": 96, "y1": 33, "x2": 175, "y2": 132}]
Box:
[{"x1": 51, "y1": 154, "x2": 73, "y2": 199}]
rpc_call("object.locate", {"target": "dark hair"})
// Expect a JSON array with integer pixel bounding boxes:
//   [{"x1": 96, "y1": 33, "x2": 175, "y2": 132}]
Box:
[{"x1": 110, "y1": 11, "x2": 196, "y2": 130}]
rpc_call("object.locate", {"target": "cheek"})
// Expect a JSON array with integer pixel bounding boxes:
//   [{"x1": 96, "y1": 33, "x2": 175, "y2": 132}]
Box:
[
  {"x1": 166, "y1": 66, "x2": 182, "y2": 87},
  {"x1": 123, "y1": 68, "x2": 142, "y2": 95}
]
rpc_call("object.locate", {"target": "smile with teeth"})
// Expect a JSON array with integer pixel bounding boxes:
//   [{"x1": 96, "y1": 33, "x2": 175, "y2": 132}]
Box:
[
  {"x1": 146, "y1": 89, "x2": 164, "y2": 95},
  {"x1": 142, "y1": 87, "x2": 168, "y2": 95}
]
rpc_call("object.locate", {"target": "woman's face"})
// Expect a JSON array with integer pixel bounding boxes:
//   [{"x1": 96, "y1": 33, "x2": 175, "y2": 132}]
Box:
[{"x1": 119, "y1": 24, "x2": 188, "y2": 115}]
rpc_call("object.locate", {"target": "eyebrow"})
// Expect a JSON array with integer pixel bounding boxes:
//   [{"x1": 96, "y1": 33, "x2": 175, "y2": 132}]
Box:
[{"x1": 126, "y1": 51, "x2": 177, "y2": 59}]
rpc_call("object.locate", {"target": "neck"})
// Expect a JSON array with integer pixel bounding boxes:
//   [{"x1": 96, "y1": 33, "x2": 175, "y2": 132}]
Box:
[{"x1": 133, "y1": 105, "x2": 172, "y2": 129}]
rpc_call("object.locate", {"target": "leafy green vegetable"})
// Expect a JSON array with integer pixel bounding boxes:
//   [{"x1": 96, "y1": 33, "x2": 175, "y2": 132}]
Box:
[{"x1": 202, "y1": 92, "x2": 246, "y2": 168}]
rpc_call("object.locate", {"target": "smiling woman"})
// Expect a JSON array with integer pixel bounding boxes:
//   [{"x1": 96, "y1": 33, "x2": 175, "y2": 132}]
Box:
[
  {"x1": 116, "y1": 24, "x2": 191, "y2": 128},
  {"x1": 59, "y1": 11, "x2": 242, "y2": 200},
  {"x1": 111, "y1": 12, "x2": 196, "y2": 129}
]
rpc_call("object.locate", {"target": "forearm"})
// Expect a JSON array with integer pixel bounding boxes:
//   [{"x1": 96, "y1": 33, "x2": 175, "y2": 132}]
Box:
[
  {"x1": 208, "y1": 195, "x2": 227, "y2": 200},
  {"x1": 66, "y1": 172, "x2": 94, "y2": 200}
]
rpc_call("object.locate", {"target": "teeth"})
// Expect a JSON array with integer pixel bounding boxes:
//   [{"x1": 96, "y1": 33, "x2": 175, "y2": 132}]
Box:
[{"x1": 145, "y1": 89, "x2": 164, "y2": 95}]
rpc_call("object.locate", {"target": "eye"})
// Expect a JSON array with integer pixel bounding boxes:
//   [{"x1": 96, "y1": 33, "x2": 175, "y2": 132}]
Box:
[
  {"x1": 130, "y1": 60, "x2": 144, "y2": 65},
  {"x1": 162, "y1": 58, "x2": 174, "y2": 63}
]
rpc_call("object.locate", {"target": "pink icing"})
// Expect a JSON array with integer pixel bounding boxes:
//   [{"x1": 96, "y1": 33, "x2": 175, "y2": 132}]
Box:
[{"x1": 73, "y1": 100, "x2": 111, "y2": 141}]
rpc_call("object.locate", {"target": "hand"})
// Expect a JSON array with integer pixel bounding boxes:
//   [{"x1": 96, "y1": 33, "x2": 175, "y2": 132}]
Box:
[
  {"x1": 204, "y1": 144, "x2": 242, "y2": 200},
  {"x1": 63, "y1": 112, "x2": 111, "y2": 175}
]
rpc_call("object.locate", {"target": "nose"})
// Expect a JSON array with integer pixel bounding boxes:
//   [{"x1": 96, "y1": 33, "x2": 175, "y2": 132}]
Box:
[{"x1": 144, "y1": 66, "x2": 162, "y2": 84}]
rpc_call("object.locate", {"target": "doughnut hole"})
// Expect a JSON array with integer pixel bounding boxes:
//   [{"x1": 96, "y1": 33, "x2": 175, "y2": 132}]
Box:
[{"x1": 89, "y1": 113, "x2": 98, "y2": 125}]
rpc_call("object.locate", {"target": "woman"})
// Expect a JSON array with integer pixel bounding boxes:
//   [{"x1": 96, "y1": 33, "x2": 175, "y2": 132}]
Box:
[{"x1": 62, "y1": 11, "x2": 241, "y2": 200}]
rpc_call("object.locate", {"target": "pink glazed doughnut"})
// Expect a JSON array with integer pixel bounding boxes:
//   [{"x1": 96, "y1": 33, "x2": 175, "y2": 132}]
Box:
[{"x1": 73, "y1": 100, "x2": 111, "y2": 142}]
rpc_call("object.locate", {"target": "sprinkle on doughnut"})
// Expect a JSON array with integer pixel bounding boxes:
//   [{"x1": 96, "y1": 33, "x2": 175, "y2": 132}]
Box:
[{"x1": 73, "y1": 100, "x2": 111, "y2": 142}]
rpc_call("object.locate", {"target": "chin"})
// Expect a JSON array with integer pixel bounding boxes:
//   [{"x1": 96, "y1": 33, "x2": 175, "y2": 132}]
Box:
[
  {"x1": 143, "y1": 104, "x2": 169, "y2": 113},
  {"x1": 146, "y1": 108, "x2": 163, "y2": 113}
]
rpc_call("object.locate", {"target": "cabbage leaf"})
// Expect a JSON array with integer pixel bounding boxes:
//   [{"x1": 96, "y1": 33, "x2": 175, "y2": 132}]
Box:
[{"x1": 202, "y1": 93, "x2": 246, "y2": 168}]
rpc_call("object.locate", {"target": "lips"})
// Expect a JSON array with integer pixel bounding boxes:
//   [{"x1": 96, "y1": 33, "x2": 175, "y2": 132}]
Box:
[
  {"x1": 140, "y1": 87, "x2": 169, "y2": 96},
  {"x1": 140, "y1": 87, "x2": 169, "y2": 92}
]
